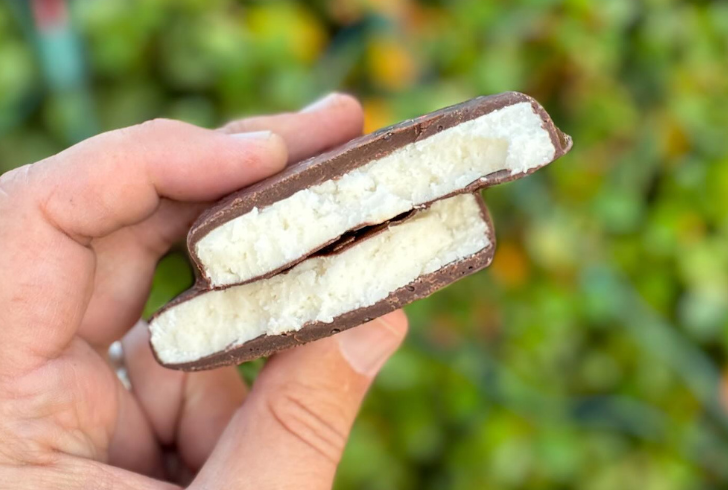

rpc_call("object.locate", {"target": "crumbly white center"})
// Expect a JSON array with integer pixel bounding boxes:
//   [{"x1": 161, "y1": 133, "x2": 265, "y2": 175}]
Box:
[
  {"x1": 151, "y1": 194, "x2": 490, "y2": 364},
  {"x1": 196, "y1": 102, "x2": 553, "y2": 286}
]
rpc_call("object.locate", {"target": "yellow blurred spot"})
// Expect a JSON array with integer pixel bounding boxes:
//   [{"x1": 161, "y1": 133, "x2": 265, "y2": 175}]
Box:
[
  {"x1": 490, "y1": 242, "x2": 530, "y2": 288},
  {"x1": 362, "y1": 98, "x2": 394, "y2": 134},
  {"x1": 247, "y1": 5, "x2": 327, "y2": 63},
  {"x1": 295, "y1": 18, "x2": 327, "y2": 62},
  {"x1": 368, "y1": 38, "x2": 419, "y2": 91}
]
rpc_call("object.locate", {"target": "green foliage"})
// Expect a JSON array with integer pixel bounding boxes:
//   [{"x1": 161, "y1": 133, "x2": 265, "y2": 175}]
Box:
[{"x1": 2, "y1": 0, "x2": 728, "y2": 487}]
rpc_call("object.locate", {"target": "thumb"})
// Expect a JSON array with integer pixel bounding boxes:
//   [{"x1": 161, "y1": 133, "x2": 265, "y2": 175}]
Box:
[{"x1": 190, "y1": 310, "x2": 408, "y2": 490}]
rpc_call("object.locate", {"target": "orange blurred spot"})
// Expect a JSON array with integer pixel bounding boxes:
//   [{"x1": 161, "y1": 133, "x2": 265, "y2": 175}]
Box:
[
  {"x1": 427, "y1": 315, "x2": 462, "y2": 349},
  {"x1": 330, "y1": 0, "x2": 365, "y2": 24},
  {"x1": 366, "y1": 0, "x2": 410, "y2": 18},
  {"x1": 490, "y1": 241, "x2": 530, "y2": 288},
  {"x1": 362, "y1": 98, "x2": 394, "y2": 134},
  {"x1": 404, "y1": 4, "x2": 446, "y2": 35},
  {"x1": 368, "y1": 38, "x2": 419, "y2": 91},
  {"x1": 473, "y1": 302, "x2": 502, "y2": 340}
]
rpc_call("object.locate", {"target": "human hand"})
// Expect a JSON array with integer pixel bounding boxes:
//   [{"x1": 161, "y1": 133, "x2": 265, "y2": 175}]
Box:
[{"x1": 0, "y1": 93, "x2": 408, "y2": 489}]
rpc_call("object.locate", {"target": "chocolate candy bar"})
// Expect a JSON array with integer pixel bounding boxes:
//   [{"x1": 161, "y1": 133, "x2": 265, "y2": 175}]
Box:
[
  {"x1": 151, "y1": 194, "x2": 495, "y2": 370},
  {"x1": 148, "y1": 92, "x2": 572, "y2": 370}
]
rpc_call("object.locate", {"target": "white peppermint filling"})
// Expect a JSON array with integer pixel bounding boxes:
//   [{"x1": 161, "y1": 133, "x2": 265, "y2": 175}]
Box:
[
  {"x1": 197, "y1": 102, "x2": 553, "y2": 286},
  {"x1": 151, "y1": 194, "x2": 491, "y2": 364}
]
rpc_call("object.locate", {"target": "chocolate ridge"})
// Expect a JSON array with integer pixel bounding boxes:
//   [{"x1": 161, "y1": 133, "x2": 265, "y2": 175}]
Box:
[
  {"x1": 152, "y1": 194, "x2": 495, "y2": 371},
  {"x1": 187, "y1": 92, "x2": 571, "y2": 286}
]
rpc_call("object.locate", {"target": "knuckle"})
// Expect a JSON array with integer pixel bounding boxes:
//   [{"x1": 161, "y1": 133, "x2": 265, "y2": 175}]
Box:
[
  {"x1": 266, "y1": 383, "x2": 349, "y2": 465},
  {"x1": 107, "y1": 117, "x2": 191, "y2": 164},
  {"x1": 0, "y1": 164, "x2": 32, "y2": 199},
  {"x1": 137, "y1": 117, "x2": 181, "y2": 132},
  {"x1": 0, "y1": 165, "x2": 35, "y2": 219},
  {"x1": 116, "y1": 117, "x2": 185, "y2": 140},
  {"x1": 220, "y1": 119, "x2": 250, "y2": 134}
]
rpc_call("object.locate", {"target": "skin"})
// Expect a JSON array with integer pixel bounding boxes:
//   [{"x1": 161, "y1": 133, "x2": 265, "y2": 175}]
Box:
[{"x1": 0, "y1": 93, "x2": 408, "y2": 489}]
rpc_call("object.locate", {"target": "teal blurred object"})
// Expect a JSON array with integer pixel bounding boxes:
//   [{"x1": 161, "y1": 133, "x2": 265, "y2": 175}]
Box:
[
  {"x1": 2, "y1": 0, "x2": 728, "y2": 488},
  {"x1": 6, "y1": 0, "x2": 97, "y2": 145}
]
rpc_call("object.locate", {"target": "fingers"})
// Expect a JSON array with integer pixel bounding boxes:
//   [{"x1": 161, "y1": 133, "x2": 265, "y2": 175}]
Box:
[
  {"x1": 0, "y1": 122, "x2": 288, "y2": 372},
  {"x1": 192, "y1": 311, "x2": 408, "y2": 490},
  {"x1": 221, "y1": 93, "x2": 364, "y2": 163},
  {"x1": 120, "y1": 322, "x2": 247, "y2": 474},
  {"x1": 78, "y1": 93, "x2": 365, "y2": 349}
]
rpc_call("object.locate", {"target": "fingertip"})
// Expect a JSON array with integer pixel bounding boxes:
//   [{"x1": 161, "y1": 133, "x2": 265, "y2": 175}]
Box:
[
  {"x1": 268, "y1": 131, "x2": 290, "y2": 170},
  {"x1": 332, "y1": 92, "x2": 365, "y2": 121},
  {"x1": 310, "y1": 92, "x2": 365, "y2": 135},
  {"x1": 336, "y1": 311, "x2": 408, "y2": 377},
  {"x1": 217, "y1": 94, "x2": 365, "y2": 164},
  {"x1": 337, "y1": 93, "x2": 365, "y2": 136},
  {"x1": 300, "y1": 92, "x2": 363, "y2": 134},
  {"x1": 303, "y1": 91, "x2": 362, "y2": 112},
  {"x1": 380, "y1": 309, "x2": 409, "y2": 335}
]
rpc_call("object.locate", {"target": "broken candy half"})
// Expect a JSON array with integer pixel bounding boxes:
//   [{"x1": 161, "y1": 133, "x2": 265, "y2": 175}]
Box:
[
  {"x1": 150, "y1": 193, "x2": 495, "y2": 370},
  {"x1": 189, "y1": 92, "x2": 572, "y2": 288}
]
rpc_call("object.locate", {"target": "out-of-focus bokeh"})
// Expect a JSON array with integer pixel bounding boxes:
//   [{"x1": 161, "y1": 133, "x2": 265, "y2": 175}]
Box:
[{"x1": 2, "y1": 0, "x2": 728, "y2": 488}]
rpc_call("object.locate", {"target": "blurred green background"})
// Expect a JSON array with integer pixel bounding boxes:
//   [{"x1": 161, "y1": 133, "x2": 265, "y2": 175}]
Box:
[{"x1": 2, "y1": 0, "x2": 728, "y2": 488}]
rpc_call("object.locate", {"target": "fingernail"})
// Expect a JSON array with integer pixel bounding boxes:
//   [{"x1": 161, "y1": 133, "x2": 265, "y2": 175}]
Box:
[
  {"x1": 337, "y1": 317, "x2": 405, "y2": 376},
  {"x1": 230, "y1": 130, "x2": 273, "y2": 140},
  {"x1": 301, "y1": 93, "x2": 341, "y2": 113}
]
